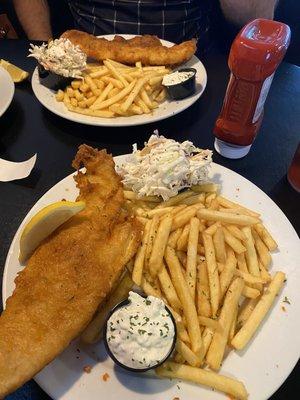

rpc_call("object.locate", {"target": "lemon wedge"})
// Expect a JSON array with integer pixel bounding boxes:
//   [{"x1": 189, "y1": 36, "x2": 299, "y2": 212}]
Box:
[
  {"x1": 19, "y1": 200, "x2": 85, "y2": 264},
  {"x1": 0, "y1": 59, "x2": 29, "y2": 82}
]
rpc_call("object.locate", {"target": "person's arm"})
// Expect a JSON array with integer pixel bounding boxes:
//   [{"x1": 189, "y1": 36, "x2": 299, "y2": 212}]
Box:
[
  {"x1": 13, "y1": 0, "x2": 52, "y2": 40},
  {"x1": 220, "y1": 0, "x2": 279, "y2": 26}
]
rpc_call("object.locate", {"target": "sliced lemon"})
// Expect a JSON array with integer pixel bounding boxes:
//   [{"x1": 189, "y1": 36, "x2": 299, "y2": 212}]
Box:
[
  {"x1": 19, "y1": 200, "x2": 85, "y2": 264},
  {"x1": 0, "y1": 59, "x2": 29, "y2": 82}
]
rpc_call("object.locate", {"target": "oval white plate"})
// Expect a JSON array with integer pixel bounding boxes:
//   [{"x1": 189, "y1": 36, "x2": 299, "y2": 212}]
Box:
[
  {"x1": 0, "y1": 66, "x2": 14, "y2": 117},
  {"x1": 31, "y1": 35, "x2": 207, "y2": 127},
  {"x1": 2, "y1": 156, "x2": 300, "y2": 400}
]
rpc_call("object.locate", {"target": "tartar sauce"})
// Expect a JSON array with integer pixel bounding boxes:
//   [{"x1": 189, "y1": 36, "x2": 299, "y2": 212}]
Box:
[
  {"x1": 28, "y1": 38, "x2": 87, "y2": 78},
  {"x1": 106, "y1": 292, "x2": 175, "y2": 370},
  {"x1": 162, "y1": 70, "x2": 194, "y2": 86}
]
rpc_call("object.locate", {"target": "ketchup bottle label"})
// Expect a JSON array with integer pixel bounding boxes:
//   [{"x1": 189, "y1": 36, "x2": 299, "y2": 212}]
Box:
[
  {"x1": 252, "y1": 73, "x2": 274, "y2": 123},
  {"x1": 213, "y1": 19, "x2": 291, "y2": 159}
]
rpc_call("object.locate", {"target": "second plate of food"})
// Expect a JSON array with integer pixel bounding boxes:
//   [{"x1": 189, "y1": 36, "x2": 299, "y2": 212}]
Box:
[
  {"x1": 31, "y1": 34, "x2": 207, "y2": 127},
  {"x1": 3, "y1": 155, "x2": 300, "y2": 400}
]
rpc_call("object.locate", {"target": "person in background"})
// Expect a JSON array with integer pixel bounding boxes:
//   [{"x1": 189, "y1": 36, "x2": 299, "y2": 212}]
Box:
[{"x1": 13, "y1": 0, "x2": 279, "y2": 53}]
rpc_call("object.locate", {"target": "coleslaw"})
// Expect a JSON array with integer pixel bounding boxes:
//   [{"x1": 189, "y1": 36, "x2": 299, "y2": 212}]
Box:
[
  {"x1": 118, "y1": 133, "x2": 212, "y2": 200},
  {"x1": 28, "y1": 39, "x2": 87, "y2": 78}
]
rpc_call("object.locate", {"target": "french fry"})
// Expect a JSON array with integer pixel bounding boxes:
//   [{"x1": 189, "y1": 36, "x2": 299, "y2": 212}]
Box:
[
  {"x1": 206, "y1": 277, "x2": 244, "y2": 370},
  {"x1": 258, "y1": 260, "x2": 271, "y2": 282},
  {"x1": 89, "y1": 68, "x2": 110, "y2": 78},
  {"x1": 177, "y1": 223, "x2": 190, "y2": 251},
  {"x1": 103, "y1": 59, "x2": 129, "y2": 87},
  {"x1": 213, "y1": 227, "x2": 227, "y2": 264},
  {"x1": 157, "y1": 263, "x2": 182, "y2": 311},
  {"x1": 81, "y1": 271, "x2": 133, "y2": 343},
  {"x1": 149, "y1": 214, "x2": 173, "y2": 277},
  {"x1": 236, "y1": 252, "x2": 249, "y2": 273},
  {"x1": 197, "y1": 208, "x2": 260, "y2": 226},
  {"x1": 141, "y1": 276, "x2": 162, "y2": 298},
  {"x1": 202, "y1": 233, "x2": 220, "y2": 317},
  {"x1": 232, "y1": 272, "x2": 285, "y2": 350},
  {"x1": 79, "y1": 82, "x2": 89, "y2": 93},
  {"x1": 91, "y1": 80, "x2": 136, "y2": 110},
  {"x1": 121, "y1": 76, "x2": 150, "y2": 112},
  {"x1": 145, "y1": 207, "x2": 174, "y2": 218},
  {"x1": 174, "y1": 353, "x2": 185, "y2": 364},
  {"x1": 90, "y1": 81, "x2": 113, "y2": 108},
  {"x1": 217, "y1": 196, "x2": 260, "y2": 218},
  {"x1": 67, "y1": 105, "x2": 114, "y2": 118},
  {"x1": 134, "y1": 95, "x2": 150, "y2": 113},
  {"x1": 205, "y1": 221, "x2": 221, "y2": 236},
  {"x1": 168, "y1": 306, "x2": 190, "y2": 343},
  {"x1": 70, "y1": 97, "x2": 78, "y2": 107},
  {"x1": 94, "y1": 79, "x2": 105, "y2": 90},
  {"x1": 109, "y1": 103, "x2": 127, "y2": 116},
  {"x1": 186, "y1": 217, "x2": 200, "y2": 300},
  {"x1": 71, "y1": 80, "x2": 81, "y2": 89},
  {"x1": 228, "y1": 306, "x2": 238, "y2": 343},
  {"x1": 175, "y1": 339, "x2": 201, "y2": 367},
  {"x1": 156, "y1": 191, "x2": 194, "y2": 209},
  {"x1": 236, "y1": 298, "x2": 260, "y2": 331},
  {"x1": 66, "y1": 86, "x2": 74, "y2": 97},
  {"x1": 145, "y1": 215, "x2": 160, "y2": 267},
  {"x1": 219, "y1": 247, "x2": 237, "y2": 299},
  {"x1": 176, "y1": 250, "x2": 187, "y2": 266},
  {"x1": 132, "y1": 219, "x2": 152, "y2": 285},
  {"x1": 253, "y1": 223, "x2": 278, "y2": 251},
  {"x1": 172, "y1": 205, "x2": 201, "y2": 231},
  {"x1": 168, "y1": 228, "x2": 182, "y2": 248},
  {"x1": 74, "y1": 89, "x2": 84, "y2": 102},
  {"x1": 199, "y1": 316, "x2": 222, "y2": 332},
  {"x1": 156, "y1": 362, "x2": 248, "y2": 400},
  {"x1": 128, "y1": 104, "x2": 143, "y2": 115},
  {"x1": 205, "y1": 192, "x2": 217, "y2": 207},
  {"x1": 242, "y1": 226, "x2": 260, "y2": 277},
  {"x1": 102, "y1": 76, "x2": 124, "y2": 88},
  {"x1": 234, "y1": 269, "x2": 266, "y2": 285},
  {"x1": 107, "y1": 87, "x2": 121, "y2": 99},
  {"x1": 202, "y1": 327, "x2": 214, "y2": 360},
  {"x1": 242, "y1": 286, "x2": 260, "y2": 299},
  {"x1": 165, "y1": 246, "x2": 202, "y2": 357},
  {"x1": 252, "y1": 229, "x2": 272, "y2": 269},
  {"x1": 197, "y1": 261, "x2": 212, "y2": 318},
  {"x1": 223, "y1": 226, "x2": 246, "y2": 254},
  {"x1": 226, "y1": 225, "x2": 247, "y2": 241},
  {"x1": 55, "y1": 89, "x2": 64, "y2": 101}
]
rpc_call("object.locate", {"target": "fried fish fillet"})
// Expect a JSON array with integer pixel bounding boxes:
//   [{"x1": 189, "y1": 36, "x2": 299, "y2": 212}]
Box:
[
  {"x1": 61, "y1": 30, "x2": 197, "y2": 66},
  {"x1": 0, "y1": 145, "x2": 141, "y2": 397}
]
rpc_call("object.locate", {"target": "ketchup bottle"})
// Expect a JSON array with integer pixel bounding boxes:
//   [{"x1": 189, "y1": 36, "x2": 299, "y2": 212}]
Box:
[{"x1": 214, "y1": 19, "x2": 291, "y2": 159}]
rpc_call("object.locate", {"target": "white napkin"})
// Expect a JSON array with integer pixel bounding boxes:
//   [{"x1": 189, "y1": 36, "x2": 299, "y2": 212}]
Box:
[{"x1": 0, "y1": 154, "x2": 37, "y2": 182}]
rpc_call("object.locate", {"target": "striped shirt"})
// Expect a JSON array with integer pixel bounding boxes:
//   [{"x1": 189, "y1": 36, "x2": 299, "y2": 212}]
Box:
[{"x1": 66, "y1": 0, "x2": 215, "y2": 54}]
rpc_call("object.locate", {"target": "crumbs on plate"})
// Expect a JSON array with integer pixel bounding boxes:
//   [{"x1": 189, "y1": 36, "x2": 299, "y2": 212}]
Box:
[
  {"x1": 83, "y1": 365, "x2": 92, "y2": 373},
  {"x1": 102, "y1": 372, "x2": 110, "y2": 382}
]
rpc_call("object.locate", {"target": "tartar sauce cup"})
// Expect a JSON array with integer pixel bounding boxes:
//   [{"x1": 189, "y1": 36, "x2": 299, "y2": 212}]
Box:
[
  {"x1": 163, "y1": 67, "x2": 197, "y2": 100},
  {"x1": 103, "y1": 295, "x2": 177, "y2": 373}
]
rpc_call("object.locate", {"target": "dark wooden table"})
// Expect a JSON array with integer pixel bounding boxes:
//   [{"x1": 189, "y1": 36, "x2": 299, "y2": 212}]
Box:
[{"x1": 1, "y1": 39, "x2": 299, "y2": 400}]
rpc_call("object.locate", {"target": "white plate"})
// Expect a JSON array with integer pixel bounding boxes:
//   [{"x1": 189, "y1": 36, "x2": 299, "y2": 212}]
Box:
[
  {"x1": 31, "y1": 35, "x2": 207, "y2": 127},
  {"x1": 3, "y1": 156, "x2": 300, "y2": 400},
  {"x1": 0, "y1": 66, "x2": 14, "y2": 117}
]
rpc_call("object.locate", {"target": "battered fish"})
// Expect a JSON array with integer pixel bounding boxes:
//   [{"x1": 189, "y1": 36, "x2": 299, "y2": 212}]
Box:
[
  {"x1": 0, "y1": 145, "x2": 141, "y2": 397},
  {"x1": 61, "y1": 30, "x2": 197, "y2": 66}
]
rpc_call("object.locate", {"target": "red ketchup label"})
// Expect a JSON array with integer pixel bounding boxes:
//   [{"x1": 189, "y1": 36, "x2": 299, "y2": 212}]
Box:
[{"x1": 213, "y1": 19, "x2": 291, "y2": 158}]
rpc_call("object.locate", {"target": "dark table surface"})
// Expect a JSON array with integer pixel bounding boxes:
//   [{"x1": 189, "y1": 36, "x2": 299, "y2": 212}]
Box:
[{"x1": 0, "y1": 39, "x2": 299, "y2": 400}]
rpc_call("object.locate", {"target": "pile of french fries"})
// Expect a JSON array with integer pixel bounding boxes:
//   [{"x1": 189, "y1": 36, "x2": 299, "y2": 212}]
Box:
[
  {"x1": 82, "y1": 183, "x2": 285, "y2": 400},
  {"x1": 55, "y1": 59, "x2": 169, "y2": 118}
]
